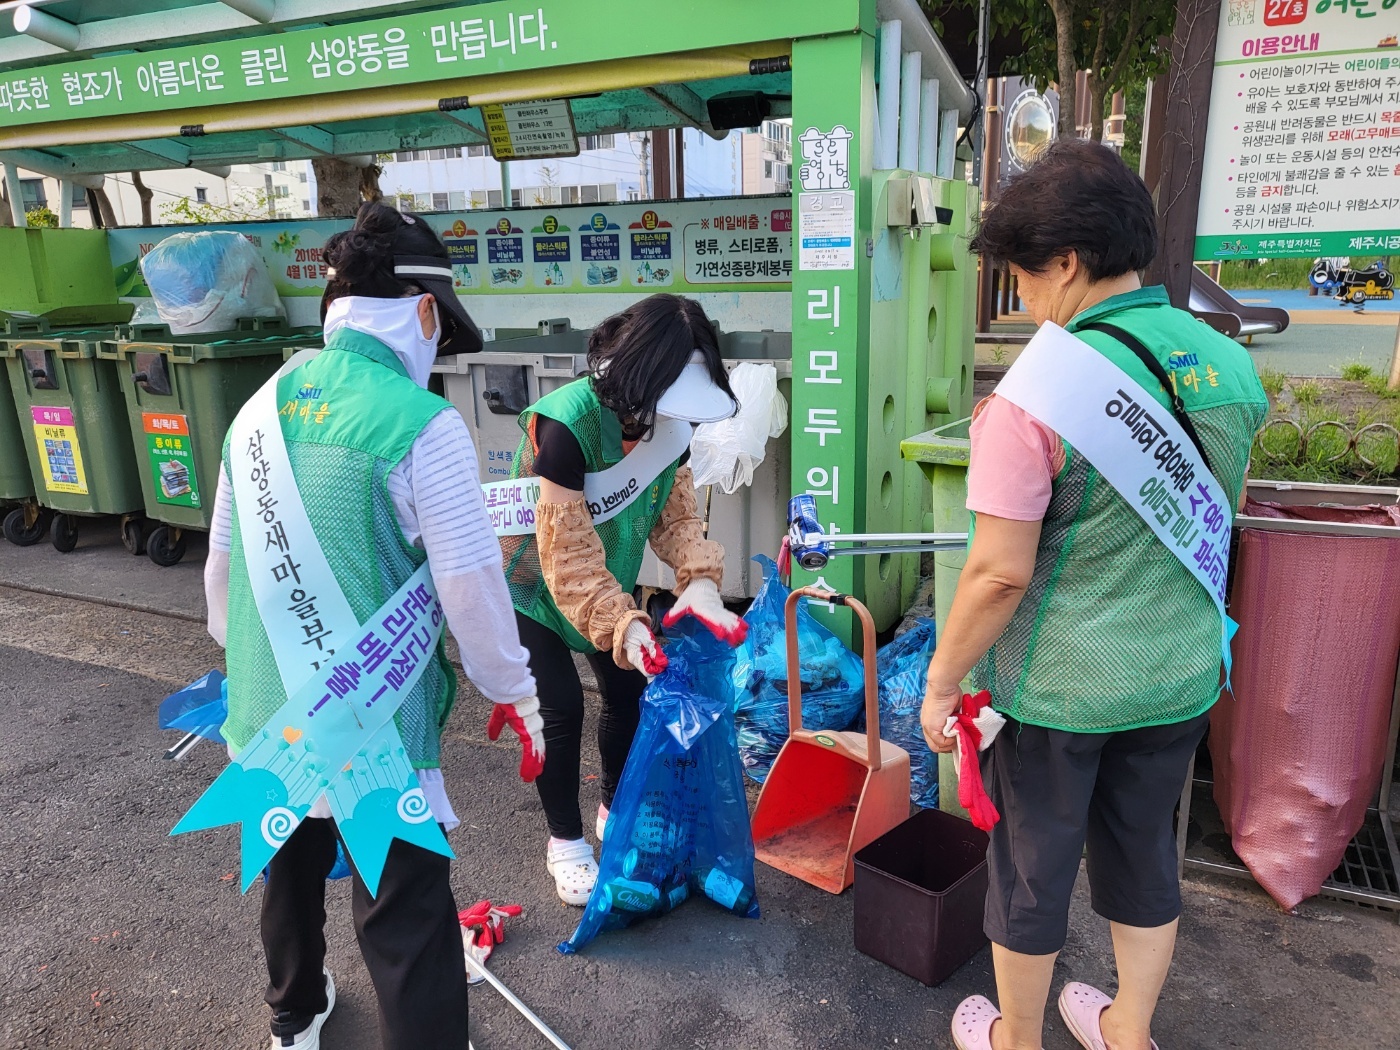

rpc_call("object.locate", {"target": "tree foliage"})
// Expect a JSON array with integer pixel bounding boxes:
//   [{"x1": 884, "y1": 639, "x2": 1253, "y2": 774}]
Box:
[
  {"x1": 25, "y1": 206, "x2": 57, "y2": 228},
  {"x1": 159, "y1": 189, "x2": 276, "y2": 225},
  {"x1": 926, "y1": 0, "x2": 1175, "y2": 139}
]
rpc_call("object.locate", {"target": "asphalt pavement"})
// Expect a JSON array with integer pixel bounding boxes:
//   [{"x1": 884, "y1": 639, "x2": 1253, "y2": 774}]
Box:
[{"x1": 2, "y1": 548, "x2": 1400, "y2": 1050}]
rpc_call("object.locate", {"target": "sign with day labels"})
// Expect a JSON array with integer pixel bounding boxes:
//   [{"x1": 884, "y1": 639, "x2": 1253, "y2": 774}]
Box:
[
  {"x1": 481, "y1": 99, "x2": 579, "y2": 160},
  {"x1": 30, "y1": 405, "x2": 87, "y2": 495},
  {"x1": 1196, "y1": 0, "x2": 1400, "y2": 259}
]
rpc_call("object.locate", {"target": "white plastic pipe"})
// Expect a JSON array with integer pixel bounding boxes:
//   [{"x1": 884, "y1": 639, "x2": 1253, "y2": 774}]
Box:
[
  {"x1": 876, "y1": 20, "x2": 901, "y2": 171},
  {"x1": 919, "y1": 79, "x2": 940, "y2": 176},
  {"x1": 936, "y1": 108, "x2": 958, "y2": 180},
  {"x1": 898, "y1": 50, "x2": 922, "y2": 172},
  {"x1": 13, "y1": 5, "x2": 80, "y2": 51},
  {"x1": 877, "y1": 0, "x2": 974, "y2": 121},
  {"x1": 220, "y1": 0, "x2": 275, "y2": 21},
  {"x1": 57, "y1": 177, "x2": 71, "y2": 227},
  {"x1": 3, "y1": 165, "x2": 25, "y2": 226}
]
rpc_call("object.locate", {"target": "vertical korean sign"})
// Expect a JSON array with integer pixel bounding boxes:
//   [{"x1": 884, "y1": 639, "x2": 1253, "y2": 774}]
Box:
[
  {"x1": 1196, "y1": 0, "x2": 1400, "y2": 259},
  {"x1": 143, "y1": 412, "x2": 201, "y2": 508},
  {"x1": 790, "y1": 29, "x2": 875, "y2": 618}
]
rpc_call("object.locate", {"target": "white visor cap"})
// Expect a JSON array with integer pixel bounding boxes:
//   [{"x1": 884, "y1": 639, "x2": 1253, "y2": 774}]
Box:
[{"x1": 654, "y1": 351, "x2": 737, "y2": 423}]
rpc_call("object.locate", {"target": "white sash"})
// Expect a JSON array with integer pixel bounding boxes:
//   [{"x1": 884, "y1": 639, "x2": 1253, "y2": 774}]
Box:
[
  {"x1": 994, "y1": 322, "x2": 1237, "y2": 677},
  {"x1": 480, "y1": 416, "x2": 693, "y2": 536}
]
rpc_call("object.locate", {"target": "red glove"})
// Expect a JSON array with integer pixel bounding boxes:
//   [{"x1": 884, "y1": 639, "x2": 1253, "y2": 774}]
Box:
[
  {"x1": 486, "y1": 696, "x2": 545, "y2": 783},
  {"x1": 951, "y1": 690, "x2": 1002, "y2": 833}
]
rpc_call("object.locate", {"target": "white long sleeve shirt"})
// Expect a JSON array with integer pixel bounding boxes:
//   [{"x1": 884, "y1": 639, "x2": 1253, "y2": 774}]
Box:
[{"x1": 205, "y1": 406, "x2": 535, "y2": 829}]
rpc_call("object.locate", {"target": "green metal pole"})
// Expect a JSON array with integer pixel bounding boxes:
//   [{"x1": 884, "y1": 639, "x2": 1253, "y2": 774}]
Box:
[{"x1": 789, "y1": 11, "x2": 878, "y2": 643}]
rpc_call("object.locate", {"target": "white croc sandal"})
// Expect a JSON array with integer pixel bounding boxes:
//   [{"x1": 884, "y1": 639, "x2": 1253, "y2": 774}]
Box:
[{"x1": 546, "y1": 839, "x2": 598, "y2": 907}]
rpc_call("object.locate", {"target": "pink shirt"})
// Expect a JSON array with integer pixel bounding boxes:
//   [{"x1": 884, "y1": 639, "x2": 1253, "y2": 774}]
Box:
[{"x1": 965, "y1": 394, "x2": 1066, "y2": 522}]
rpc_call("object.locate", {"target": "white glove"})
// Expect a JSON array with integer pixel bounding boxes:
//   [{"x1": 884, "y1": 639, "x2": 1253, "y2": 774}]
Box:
[
  {"x1": 943, "y1": 705, "x2": 1007, "y2": 775},
  {"x1": 662, "y1": 578, "x2": 748, "y2": 646},
  {"x1": 622, "y1": 620, "x2": 669, "y2": 679}
]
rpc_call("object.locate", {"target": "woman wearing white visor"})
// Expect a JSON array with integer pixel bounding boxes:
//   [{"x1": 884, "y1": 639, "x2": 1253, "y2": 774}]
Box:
[{"x1": 498, "y1": 293, "x2": 749, "y2": 904}]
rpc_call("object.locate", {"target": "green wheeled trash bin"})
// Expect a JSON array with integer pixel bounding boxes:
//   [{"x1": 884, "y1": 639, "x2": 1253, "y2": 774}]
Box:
[
  {"x1": 1, "y1": 317, "x2": 146, "y2": 553},
  {"x1": 102, "y1": 320, "x2": 322, "y2": 566},
  {"x1": 0, "y1": 341, "x2": 46, "y2": 545}
]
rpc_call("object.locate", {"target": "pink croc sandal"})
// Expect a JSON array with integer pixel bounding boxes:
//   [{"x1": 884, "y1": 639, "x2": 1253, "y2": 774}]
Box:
[
  {"x1": 951, "y1": 996, "x2": 1000, "y2": 1050},
  {"x1": 1057, "y1": 982, "x2": 1159, "y2": 1050}
]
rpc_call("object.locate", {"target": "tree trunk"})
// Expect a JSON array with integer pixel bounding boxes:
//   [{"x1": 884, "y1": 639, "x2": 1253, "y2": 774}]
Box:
[
  {"x1": 0, "y1": 183, "x2": 13, "y2": 227},
  {"x1": 1048, "y1": 0, "x2": 1079, "y2": 138},
  {"x1": 1145, "y1": 0, "x2": 1221, "y2": 307},
  {"x1": 91, "y1": 184, "x2": 119, "y2": 229},
  {"x1": 131, "y1": 171, "x2": 154, "y2": 226},
  {"x1": 311, "y1": 157, "x2": 381, "y2": 217}
]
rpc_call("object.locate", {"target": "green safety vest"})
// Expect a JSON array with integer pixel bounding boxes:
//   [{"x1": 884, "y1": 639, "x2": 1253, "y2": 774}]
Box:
[
  {"x1": 971, "y1": 286, "x2": 1269, "y2": 732},
  {"x1": 503, "y1": 379, "x2": 679, "y2": 653},
  {"x1": 222, "y1": 328, "x2": 457, "y2": 768}
]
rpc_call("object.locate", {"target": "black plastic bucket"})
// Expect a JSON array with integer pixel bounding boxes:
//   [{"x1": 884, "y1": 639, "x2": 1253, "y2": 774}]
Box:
[{"x1": 853, "y1": 807, "x2": 990, "y2": 986}]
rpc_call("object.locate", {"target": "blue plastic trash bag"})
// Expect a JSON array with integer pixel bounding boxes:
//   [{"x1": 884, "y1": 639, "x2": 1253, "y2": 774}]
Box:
[
  {"x1": 159, "y1": 669, "x2": 352, "y2": 880},
  {"x1": 159, "y1": 670, "x2": 228, "y2": 745},
  {"x1": 731, "y1": 556, "x2": 865, "y2": 783},
  {"x1": 560, "y1": 620, "x2": 759, "y2": 954},
  {"x1": 858, "y1": 620, "x2": 940, "y2": 809}
]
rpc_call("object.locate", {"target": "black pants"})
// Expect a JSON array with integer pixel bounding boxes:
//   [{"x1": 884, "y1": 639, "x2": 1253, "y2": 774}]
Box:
[
  {"x1": 982, "y1": 711, "x2": 1210, "y2": 956},
  {"x1": 516, "y1": 611, "x2": 647, "y2": 841},
  {"x1": 262, "y1": 817, "x2": 467, "y2": 1050}
]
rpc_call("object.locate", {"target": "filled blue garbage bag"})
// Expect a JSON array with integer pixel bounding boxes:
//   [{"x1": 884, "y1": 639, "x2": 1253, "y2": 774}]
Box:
[
  {"x1": 731, "y1": 556, "x2": 865, "y2": 783},
  {"x1": 857, "y1": 620, "x2": 940, "y2": 809},
  {"x1": 560, "y1": 620, "x2": 759, "y2": 954}
]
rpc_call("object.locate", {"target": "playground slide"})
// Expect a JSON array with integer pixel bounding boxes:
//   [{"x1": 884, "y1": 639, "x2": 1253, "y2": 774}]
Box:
[{"x1": 1189, "y1": 268, "x2": 1291, "y2": 340}]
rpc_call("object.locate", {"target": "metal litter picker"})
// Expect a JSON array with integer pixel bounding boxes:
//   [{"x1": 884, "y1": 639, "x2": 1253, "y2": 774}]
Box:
[{"x1": 465, "y1": 953, "x2": 574, "y2": 1050}]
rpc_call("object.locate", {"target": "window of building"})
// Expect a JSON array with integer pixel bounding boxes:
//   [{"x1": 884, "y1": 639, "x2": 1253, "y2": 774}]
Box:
[
  {"x1": 510, "y1": 188, "x2": 522, "y2": 207},
  {"x1": 448, "y1": 191, "x2": 467, "y2": 210},
  {"x1": 274, "y1": 185, "x2": 289, "y2": 198},
  {"x1": 298, "y1": 170, "x2": 307, "y2": 183},
  {"x1": 580, "y1": 184, "x2": 599, "y2": 203},
  {"x1": 580, "y1": 133, "x2": 615, "y2": 151},
  {"x1": 195, "y1": 186, "x2": 208, "y2": 203},
  {"x1": 302, "y1": 199, "x2": 310, "y2": 212},
  {"x1": 19, "y1": 178, "x2": 45, "y2": 210},
  {"x1": 271, "y1": 160, "x2": 287, "y2": 172},
  {"x1": 71, "y1": 183, "x2": 88, "y2": 209},
  {"x1": 764, "y1": 159, "x2": 773, "y2": 179},
  {"x1": 627, "y1": 188, "x2": 640, "y2": 201},
  {"x1": 561, "y1": 186, "x2": 579, "y2": 204},
  {"x1": 599, "y1": 183, "x2": 617, "y2": 202},
  {"x1": 486, "y1": 189, "x2": 503, "y2": 208},
  {"x1": 431, "y1": 192, "x2": 449, "y2": 211},
  {"x1": 398, "y1": 194, "x2": 416, "y2": 211},
  {"x1": 470, "y1": 190, "x2": 488, "y2": 208},
  {"x1": 467, "y1": 144, "x2": 488, "y2": 157}
]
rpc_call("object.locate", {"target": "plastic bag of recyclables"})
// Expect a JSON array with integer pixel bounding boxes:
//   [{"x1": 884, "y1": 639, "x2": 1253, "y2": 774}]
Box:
[
  {"x1": 560, "y1": 619, "x2": 759, "y2": 953},
  {"x1": 140, "y1": 230, "x2": 285, "y2": 335},
  {"x1": 731, "y1": 555, "x2": 865, "y2": 783},
  {"x1": 855, "y1": 619, "x2": 940, "y2": 810},
  {"x1": 689, "y1": 361, "x2": 789, "y2": 494}
]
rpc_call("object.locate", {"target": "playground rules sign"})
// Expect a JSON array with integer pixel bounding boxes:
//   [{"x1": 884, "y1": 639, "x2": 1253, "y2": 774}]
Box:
[{"x1": 1196, "y1": 2, "x2": 1400, "y2": 260}]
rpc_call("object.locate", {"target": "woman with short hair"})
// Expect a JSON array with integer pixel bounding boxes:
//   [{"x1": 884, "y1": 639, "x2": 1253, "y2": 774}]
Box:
[{"x1": 924, "y1": 140, "x2": 1267, "y2": 1050}]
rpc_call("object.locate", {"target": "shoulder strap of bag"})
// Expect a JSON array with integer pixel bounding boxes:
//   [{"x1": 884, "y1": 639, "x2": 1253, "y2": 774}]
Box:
[{"x1": 1078, "y1": 320, "x2": 1214, "y2": 474}]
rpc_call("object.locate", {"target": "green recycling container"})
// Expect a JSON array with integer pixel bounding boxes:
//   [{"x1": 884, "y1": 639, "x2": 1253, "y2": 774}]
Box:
[
  {"x1": 1, "y1": 317, "x2": 147, "y2": 554},
  {"x1": 102, "y1": 319, "x2": 322, "y2": 566},
  {"x1": 900, "y1": 416, "x2": 972, "y2": 819},
  {"x1": 0, "y1": 347, "x2": 43, "y2": 546}
]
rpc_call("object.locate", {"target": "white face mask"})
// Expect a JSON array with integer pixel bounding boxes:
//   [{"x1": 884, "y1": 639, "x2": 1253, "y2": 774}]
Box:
[{"x1": 323, "y1": 294, "x2": 438, "y2": 389}]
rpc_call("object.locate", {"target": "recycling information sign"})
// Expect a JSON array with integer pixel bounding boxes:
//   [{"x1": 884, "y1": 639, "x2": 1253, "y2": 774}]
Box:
[{"x1": 1196, "y1": 1, "x2": 1400, "y2": 259}]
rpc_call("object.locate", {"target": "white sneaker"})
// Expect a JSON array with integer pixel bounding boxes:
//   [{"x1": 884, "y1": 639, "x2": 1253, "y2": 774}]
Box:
[
  {"x1": 270, "y1": 969, "x2": 335, "y2": 1049},
  {"x1": 595, "y1": 804, "x2": 610, "y2": 843}
]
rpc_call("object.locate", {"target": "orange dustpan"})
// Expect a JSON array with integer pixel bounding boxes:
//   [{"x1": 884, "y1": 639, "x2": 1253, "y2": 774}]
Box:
[{"x1": 751, "y1": 587, "x2": 911, "y2": 894}]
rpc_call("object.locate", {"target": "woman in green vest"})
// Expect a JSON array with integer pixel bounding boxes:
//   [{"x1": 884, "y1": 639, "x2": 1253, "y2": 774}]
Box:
[
  {"x1": 500, "y1": 292, "x2": 749, "y2": 905},
  {"x1": 924, "y1": 141, "x2": 1268, "y2": 1050}
]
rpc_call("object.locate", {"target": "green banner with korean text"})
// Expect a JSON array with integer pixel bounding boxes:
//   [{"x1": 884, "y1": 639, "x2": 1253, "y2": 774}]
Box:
[{"x1": 0, "y1": 0, "x2": 860, "y2": 130}]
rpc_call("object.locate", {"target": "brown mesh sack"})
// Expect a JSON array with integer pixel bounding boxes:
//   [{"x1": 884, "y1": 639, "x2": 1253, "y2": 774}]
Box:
[{"x1": 1211, "y1": 526, "x2": 1400, "y2": 910}]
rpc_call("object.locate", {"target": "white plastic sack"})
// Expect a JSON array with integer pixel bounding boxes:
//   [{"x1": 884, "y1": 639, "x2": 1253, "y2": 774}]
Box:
[
  {"x1": 139, "y1": 231, "x2": 285, "y2": 335},
  {"x1": 690, "y1": 362, "x2": 788, "y2": 494}
]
